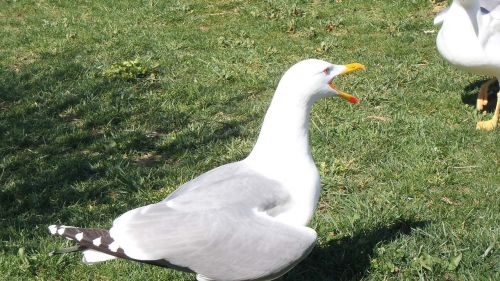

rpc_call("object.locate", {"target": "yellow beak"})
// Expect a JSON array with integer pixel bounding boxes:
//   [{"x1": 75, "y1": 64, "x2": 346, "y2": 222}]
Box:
[
  {"x1": 329, "y1": 63, "x2": 366, "y2": 104},
  {"x1": 340, "y1": 63, "x2": 366, "y2": 75}
]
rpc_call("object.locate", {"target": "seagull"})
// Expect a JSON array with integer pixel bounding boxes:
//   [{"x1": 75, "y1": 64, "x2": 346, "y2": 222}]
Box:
[
  {"x1": 48, "y1": 59, "x2": 365, "y2": 281},
  {"x1": 434, "y1": 0, "x2": 500, "y2": 130}
]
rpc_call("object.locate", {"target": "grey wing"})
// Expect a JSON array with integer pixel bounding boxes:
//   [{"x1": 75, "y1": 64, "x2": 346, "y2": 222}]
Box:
[
  {"x1": 110, "y1": 162, "x2": 317, "y2": 280},
  {"x1": 162, "y1": 161, "x2": 249, "y2": 202},
  {"x1": 480, "y1": 0, "x2": 500, "y2": 14}
]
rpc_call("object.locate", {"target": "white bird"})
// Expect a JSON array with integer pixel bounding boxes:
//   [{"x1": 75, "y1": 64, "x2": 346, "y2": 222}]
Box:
[
  {"x1": 49, "y1": 59, "x2": 365, "y2": 281},
  {"x1": 434, "y1": 0, "x2": 500, "y2": 130}
]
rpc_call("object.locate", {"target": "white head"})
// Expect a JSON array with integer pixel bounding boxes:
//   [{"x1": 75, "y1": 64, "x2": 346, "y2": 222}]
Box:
[{"x1": 275, "y1": 59, "x2": 365, "y2": 105}]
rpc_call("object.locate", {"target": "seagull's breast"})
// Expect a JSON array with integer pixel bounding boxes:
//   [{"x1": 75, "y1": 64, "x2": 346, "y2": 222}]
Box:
[
  {"x1": 436, "y1": 4, "x2": 500, "y2": 76},
  {"x1": 250, "y1": 158, "x2": 321, "y2": 227},
  {"x1": 437, "y1": 25, "x2": 483, "y2": 63}
]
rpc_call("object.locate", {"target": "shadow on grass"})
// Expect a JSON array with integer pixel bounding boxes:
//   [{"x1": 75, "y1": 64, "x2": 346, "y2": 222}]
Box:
[
  {"x1": 0, "y1": 54, "x2": 139, "y2": 242},
  {"x1": 462, "y1": 79, "x2": 499, "y2": 113},
  {"x1": 0, "y1": 50, "x2": 246, "y2": 243},
  {"x1": 283, "y1": 220, "x2": 429, "y2": 281}
]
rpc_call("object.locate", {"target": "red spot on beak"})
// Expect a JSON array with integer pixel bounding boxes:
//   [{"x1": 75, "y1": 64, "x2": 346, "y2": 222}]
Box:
[{"x1": 349, "y1": 96, "x2": 359, "y2": 104}]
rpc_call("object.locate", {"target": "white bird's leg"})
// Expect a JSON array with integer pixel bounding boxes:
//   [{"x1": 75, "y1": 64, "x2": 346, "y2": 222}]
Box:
[
  {"x1": 476, "y1": 78, "x2": 497, "y2": 111},
  {"x1": 476, "y1": 90, "x2": 500, "y2": 131}
]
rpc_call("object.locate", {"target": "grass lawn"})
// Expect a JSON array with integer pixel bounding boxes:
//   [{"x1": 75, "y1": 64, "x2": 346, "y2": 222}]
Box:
[{"x1": 1, "y1": 0, "x2": 499, "y2": 280}]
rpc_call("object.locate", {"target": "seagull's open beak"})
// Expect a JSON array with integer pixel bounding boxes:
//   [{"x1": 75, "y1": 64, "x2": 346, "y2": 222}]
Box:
[{"x1": 328, "y1": 63, "x2": 365, "y2": 104}]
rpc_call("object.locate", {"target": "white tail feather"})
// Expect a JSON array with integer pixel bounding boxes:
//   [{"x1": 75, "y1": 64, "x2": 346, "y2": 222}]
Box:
[
  {"x1": 82, "y1": 249, "x2": 117, "y2": 264},
  {"x1": 196, "y1": 274, "x2": 215, "y2": 281}
]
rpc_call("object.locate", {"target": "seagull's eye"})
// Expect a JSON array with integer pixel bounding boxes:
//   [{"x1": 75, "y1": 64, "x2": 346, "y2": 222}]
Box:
[{"x1": 323, "y1": 67, "x2": 330, "y2": 75}]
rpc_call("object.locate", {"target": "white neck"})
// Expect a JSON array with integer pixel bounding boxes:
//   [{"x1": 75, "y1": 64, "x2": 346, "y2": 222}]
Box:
[
  {"x1": 244, "y1": 89, "x2": 321, "y2": 226},
  {"x1": 246, "y1": 91, "x2": 316, "y2": 172}
]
